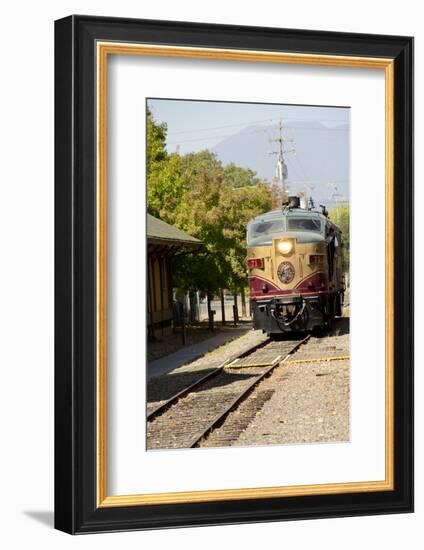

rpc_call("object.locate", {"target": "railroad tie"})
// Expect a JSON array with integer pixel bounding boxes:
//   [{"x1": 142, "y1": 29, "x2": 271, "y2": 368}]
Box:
[
  {"x1": 226, "y1": 354, "x2": 282, "y2": 368},
  {"x1": 285, "y1": 355, "x2": 349, "y2": 365}
]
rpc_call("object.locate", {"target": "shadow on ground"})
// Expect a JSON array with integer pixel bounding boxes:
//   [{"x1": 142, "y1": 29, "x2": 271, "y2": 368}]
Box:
[
  {"x1": 329, "y1": 316, "x2": 350, "y2": 336},
  {"x1": 23, "y1": 510, "x2": 54, "y2": 528},
  {"x1": 311, "y1": 316, "x2": 350, "y2": 338},
  {"x1": 267, "y1": 332, "x2": 309, "y2": 342}
]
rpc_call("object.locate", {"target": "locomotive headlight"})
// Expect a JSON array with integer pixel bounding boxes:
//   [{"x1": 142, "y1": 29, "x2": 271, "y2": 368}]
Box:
[{"x1": 277, "y1": 240, "x2": 293, "y2": 255}]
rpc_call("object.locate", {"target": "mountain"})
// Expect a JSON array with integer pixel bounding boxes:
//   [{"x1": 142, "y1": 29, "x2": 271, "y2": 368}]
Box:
[{"x1": 212, "y1": 121, "x2": 349, "y2": 204}]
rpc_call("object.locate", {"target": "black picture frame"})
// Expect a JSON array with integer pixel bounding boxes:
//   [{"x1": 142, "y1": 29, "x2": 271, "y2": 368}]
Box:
[{"x1": 55, "y1": 15, "x2": 413, "y2": 534}]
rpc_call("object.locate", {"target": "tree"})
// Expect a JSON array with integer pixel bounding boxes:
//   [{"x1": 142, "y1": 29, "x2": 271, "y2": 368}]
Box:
[
  {"x1": 146, "y1": 109, "x2": 187, "y2": 219},
  {"x1": 329, "y1": 204, "x2": 350, "y2": 272},
  {"x1": 170, "y1": 151, "x2": 231, "y2": 295},
  {"x1": 146, "y1": 111, "x2": 274, "y2": 299},
  {"x1": 223, "y1": 163, "x2": 261, "y2": 188},
  {"x1": 146, "y1": 107, "x2": 167, "y2": 171},
  {"x1": 218, "y1": 183, "x2": 271, "y2": 288}
]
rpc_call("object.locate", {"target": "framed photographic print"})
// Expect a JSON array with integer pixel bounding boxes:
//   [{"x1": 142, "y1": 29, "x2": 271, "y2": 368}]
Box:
[{"x1": 54, "y1": 15, "x2": 413, "y2": 534}]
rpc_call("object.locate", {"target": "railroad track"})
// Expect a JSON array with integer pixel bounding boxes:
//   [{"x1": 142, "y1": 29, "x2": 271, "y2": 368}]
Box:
[{"x1": 147, "y1": 335, "x2": 310, "y2": 450}]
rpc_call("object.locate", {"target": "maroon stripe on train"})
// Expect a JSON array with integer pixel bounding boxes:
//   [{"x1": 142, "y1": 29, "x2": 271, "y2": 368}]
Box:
[
  {"x1": 249, "y1": 272, "x2": 328, "y2": 299},
  {"x1": 295, "y1": 272, "x2": 328, "y2": 292}
]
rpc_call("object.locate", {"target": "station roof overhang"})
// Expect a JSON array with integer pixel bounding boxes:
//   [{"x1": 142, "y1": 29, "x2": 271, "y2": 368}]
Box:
[{"x1": 147, "y1": 214, "x2": 202, "y2": 256}]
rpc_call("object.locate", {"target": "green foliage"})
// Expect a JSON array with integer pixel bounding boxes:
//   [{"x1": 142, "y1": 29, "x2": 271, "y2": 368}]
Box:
[
  {"x1": 223, "y1": 163, "x2": 261, "y2": 188},
  {"x1": 217, "y1": 184, "x2": 271, "y2": 284},
  {"x1": 147, "y1": 153, "x2": 186, "y2": 220},
  {"x1": 146, "y1": 108, "x2": 167, "y2": 171},
  {"x1": 147, "y1": 111, "x2": 273, "y2": 294},
  {"x1": 146, "y1": 108, "x2": 187, "y2": 219},
  {"x1": 329, "y1": 204, "x2": 350, "y2": 272}
]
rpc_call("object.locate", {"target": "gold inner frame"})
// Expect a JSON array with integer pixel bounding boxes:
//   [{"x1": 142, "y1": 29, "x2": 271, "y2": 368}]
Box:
[{"x1": 96, "y1": 42, "x2": 395, "y2": 508}]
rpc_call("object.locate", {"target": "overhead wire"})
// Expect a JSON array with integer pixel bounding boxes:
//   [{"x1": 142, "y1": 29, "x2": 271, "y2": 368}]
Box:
[
  {"x1": 167, "y1": 123, "x2": 347, "y2": 145},
  {"x1": 166, "y1": 117, "x2": 349, "y2": 138}
]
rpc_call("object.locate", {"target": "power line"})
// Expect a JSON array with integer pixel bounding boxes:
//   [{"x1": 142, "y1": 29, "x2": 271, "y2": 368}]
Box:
[
  {"x1": 291, "y1": 153, "x2": 311, "y2": 183},
  {"x1": 167, "y1": 127, "x2": 271, "y2": 145},
  {"x1": 167, "y1": 118, "x2": 275, "y2": 135},
  {"x1": 289, "y1": 180, "x2": 349, "y2": 184},
  {"x1": 166, "y1": 117, "x2": 349, "y2": 137},
  {"x1": 167, "y1": 124, "x2": 347, "y2": 146}
]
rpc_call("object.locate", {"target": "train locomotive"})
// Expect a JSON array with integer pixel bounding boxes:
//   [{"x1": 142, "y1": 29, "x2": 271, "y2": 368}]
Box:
[{"x1": 247, "y1": 196, "x2": 344, "y2": 335}]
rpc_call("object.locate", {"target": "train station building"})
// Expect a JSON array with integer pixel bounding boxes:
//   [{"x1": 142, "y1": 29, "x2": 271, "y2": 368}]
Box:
[{"x1": 147, "y1": 213, "x2": 201, "y2": 339}]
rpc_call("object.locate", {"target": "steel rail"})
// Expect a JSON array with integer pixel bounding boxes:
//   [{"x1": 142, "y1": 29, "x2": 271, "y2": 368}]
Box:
[
  {"x1": 188, "y1": 334, "x2": 311, "y2": 448},
  {"x1": 147, "y1": 336, "x2": 271, "y2": 421}
]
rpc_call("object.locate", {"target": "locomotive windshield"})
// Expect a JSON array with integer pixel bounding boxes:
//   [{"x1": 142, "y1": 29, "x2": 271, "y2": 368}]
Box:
[
  {"x1": 250, "y1": 219, "x2": 283, "y2": 238},
  {"x1": 247, "y1": 212, "x2": 326, "y2": 246},
  {"x1": 287, "y1": 218, "x2": 322, "y2": 232}
]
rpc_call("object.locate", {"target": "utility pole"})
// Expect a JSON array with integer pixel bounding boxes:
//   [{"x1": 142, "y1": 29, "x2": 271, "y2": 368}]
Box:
[{"x1": 270, "y1": 119, "x2": 295, "y2": 204}]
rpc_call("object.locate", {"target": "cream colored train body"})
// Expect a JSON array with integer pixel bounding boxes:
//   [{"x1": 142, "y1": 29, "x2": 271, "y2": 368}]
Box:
[{"x1": 247, "y1": 203, "x2": 344, "y2": 335}]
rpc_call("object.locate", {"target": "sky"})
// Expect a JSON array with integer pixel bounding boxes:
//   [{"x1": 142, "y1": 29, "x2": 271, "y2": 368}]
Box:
[
  {"x1": 147, "y1": 98, "x2": 350, "y2": 205},
  {"x1": 147, "y1": 98, "x2": 349, "y2": 155}
]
